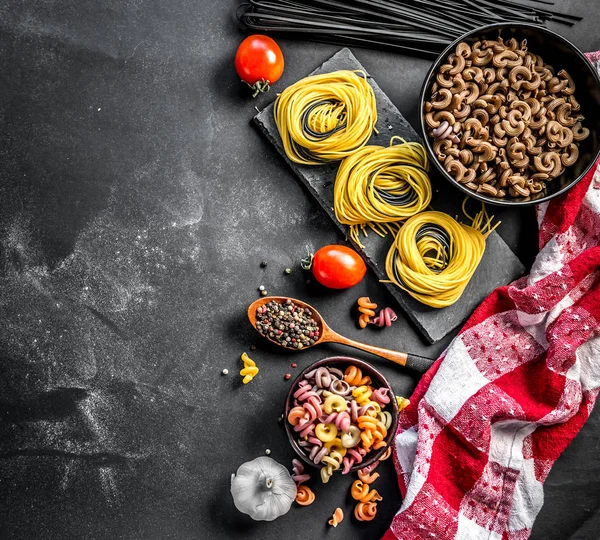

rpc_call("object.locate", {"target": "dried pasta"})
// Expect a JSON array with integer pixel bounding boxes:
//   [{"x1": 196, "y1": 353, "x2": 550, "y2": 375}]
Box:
[
  {"x1": 291, "y1": 459, "x2": 311, "y2": 486},
  {"x1": 357, "y1": 468, "x2": 380, "y2": 484},
  {"x1": 351, "y1": 480, "x2": 382, "y2": 503},
  {"x1": 357, "y1": 297, "x2": 377, "y2": 328},
  {"x1": 334, "y1": 137, "x2": 432, "y2": 247},
  {"x1": 295, "y1": 485, "x2": 315, "y2": 506},
  {"x1": 425, "y1": 37, "x2": 590, "y2": 199},
  {"x1": 396, "y1": 396, "x2": 410, "y2": 411},
  {"x1": 288, "y1": 364, "x2": 393, "y2": 482},
  {"x1": 384, "y1": 206, "x2": 499, "y2": 308},
  {"x1": 354, "y1": 501, "x2": 378, "y2": 521},
  {"x1": 239, "y1": 352, "x2": 259, "y2": 384},
  {"x1": 379, "y1": 447, "x2": 392, "y2": 461},
  {"x1": 344, "y1": 366, "x2": 372, "y2": 386},
  {"x1": 274, "y1": 70, "x2": 377, "y2": 165},
  {"x1": 369, "y1": 307, "x2": 397, "y2": 328},
  {"x1": 328, "y1": 507, "x2": 344, "y2": 527}
]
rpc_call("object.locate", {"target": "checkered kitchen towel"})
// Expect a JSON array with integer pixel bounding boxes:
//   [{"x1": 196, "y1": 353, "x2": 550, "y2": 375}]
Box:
[{"x1": 383, "y1": 52, "x2": 600, "y2": 540}]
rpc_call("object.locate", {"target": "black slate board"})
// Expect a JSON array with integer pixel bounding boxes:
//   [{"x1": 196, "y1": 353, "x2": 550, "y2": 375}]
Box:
[{"x1": 255, "y1": 48, "x2": 525, "y2": 343}]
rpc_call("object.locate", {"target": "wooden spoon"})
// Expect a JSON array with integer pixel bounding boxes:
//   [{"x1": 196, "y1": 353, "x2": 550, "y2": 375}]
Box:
[{"x1": 248, "y1": 296, "x2": 435, "y2": 374}]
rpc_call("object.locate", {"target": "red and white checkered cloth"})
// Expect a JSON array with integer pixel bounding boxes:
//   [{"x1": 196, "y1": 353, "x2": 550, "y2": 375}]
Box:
[{"x1": 383, "y1": 52, "x2": 600, "y2": 540}]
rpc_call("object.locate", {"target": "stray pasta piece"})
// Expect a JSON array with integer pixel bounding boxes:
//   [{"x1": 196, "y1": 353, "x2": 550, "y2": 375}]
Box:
[
  {"x1": 357, "y1": 297, "x2": 377, "y2": 328},
  {"x1": 328, "y1": 507, "x2": 344, "y2": 527},
  {"x1": 295, "y1": 485, "x2": 315, "y2": 506},
  {"x1": 354, "y1": 501, "x2": 378, "y2": 521},
  {"x1": 396, "y1": 396, "x2": 410, "y2": 411},
  {"x1": 240, "y1": 352, "x2": 259, "y2": 384}
]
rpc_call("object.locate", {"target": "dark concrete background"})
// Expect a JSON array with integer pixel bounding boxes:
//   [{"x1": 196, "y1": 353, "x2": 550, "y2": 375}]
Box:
[{"x1": 0, "y1": 1, "x2": 599, "y2": 539}]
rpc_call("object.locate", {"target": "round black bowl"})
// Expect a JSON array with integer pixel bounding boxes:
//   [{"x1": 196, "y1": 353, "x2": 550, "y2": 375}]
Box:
[
  {"x1": 284, "y1": 356, "x2": 399, "y2": 473},
  {"x1": 419, "y1": 22, "x2": 600, "y2": 207}
]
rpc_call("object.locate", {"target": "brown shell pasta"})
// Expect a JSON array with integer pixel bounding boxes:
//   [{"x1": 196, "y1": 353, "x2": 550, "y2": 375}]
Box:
[{"x1": 425, "y1": 36, "x2": 589, "y2": 199}]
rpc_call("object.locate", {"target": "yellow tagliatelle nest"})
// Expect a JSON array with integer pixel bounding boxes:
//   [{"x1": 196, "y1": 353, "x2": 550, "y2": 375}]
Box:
[
  {"x1": 296, "y1": 485, "x2": 315, "y2": 506},
  {"x1": 274, "y1": 70, "x2": 377, "y2": 165},
  {"x1": 334, "y1": 138, "x2": 432, "y2": 248},
  {"x1": 384, "y1": 203, "x2": 499, "y2": 308},
  {"x1": 240, "y1": 352, "x2": 258, "y2": 384}
]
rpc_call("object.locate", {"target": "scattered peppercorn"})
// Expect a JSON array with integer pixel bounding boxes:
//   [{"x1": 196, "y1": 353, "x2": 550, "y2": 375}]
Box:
[
  {"x1": 250, "y1": 344, "x2": 257, "y2": 351},
  {"x1": 260, "y1": 290, "x2": 268, "y2": 296},
  {"x1": 255, "y1": 298, "x2": 320, "y2": 349},
  {"x1": 284, "y1": 268, "x2": 291, "y2": 275},
  {"x1": 258, "y1": 285, "x2": 265, "y2": 291},
  {"x1": 285, "y1": 373, "x2": 291, "y2": 380},
  {"x1": 291, "y1": 363, "x2": 297, "y2": 368},
  {"x1": 265, "y1": 449, "x2": 271, "y2": 455},
  {"x1": 222, "y1": 369, "x2": 229, "y2": 375},
  {"x1": 260, "y1": 261, "x2": 268, "y2": 268}
]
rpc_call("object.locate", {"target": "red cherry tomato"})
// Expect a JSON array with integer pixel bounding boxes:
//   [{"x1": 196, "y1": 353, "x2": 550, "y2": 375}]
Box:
[
  {"x1": 311, "y1": 245, "x2": 367, "y2": 289},
  {"x1": 235, "y1": 35, "x2": 284, "y2": 96}
]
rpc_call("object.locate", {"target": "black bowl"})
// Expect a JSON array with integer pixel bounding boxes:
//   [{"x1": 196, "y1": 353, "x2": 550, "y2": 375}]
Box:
[
  {"x1": 419, "y1": 23, "x2": 600, "y2": 207},
  {"x1": 284, "y1": 356, "x2": 399, "y2": 473}
]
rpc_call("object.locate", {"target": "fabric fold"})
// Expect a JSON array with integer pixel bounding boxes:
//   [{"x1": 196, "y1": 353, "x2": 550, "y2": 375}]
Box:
[{"x1": 383, "y1": 52, "x2": 600, "y2": 540}]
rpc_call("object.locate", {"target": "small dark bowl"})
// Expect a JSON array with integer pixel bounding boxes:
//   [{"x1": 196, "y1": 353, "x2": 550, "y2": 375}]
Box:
[
  {"x1": 419, "y1": 22, "x2": 600, "y2": 207},
  {"x1": 284, "y1": 356, "x2": 399, "y2": 473}
]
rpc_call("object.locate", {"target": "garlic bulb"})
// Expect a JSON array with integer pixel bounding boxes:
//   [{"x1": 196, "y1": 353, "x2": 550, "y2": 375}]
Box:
[{"x1": 231, "y1": 456, "x2": 297, "y2": 521}]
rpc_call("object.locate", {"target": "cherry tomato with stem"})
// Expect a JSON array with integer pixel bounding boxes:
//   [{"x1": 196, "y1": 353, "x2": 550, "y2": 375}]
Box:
[
  {"x1": 302, "y1": 245, "x2": 367, "y2": 289},
  {"x1": 235, "y1": 35, "x2": 284, "y2": 97}
]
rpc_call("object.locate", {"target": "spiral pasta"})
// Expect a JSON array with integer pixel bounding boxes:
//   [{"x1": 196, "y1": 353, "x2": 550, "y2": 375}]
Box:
[
  {"x1": 344, "y1": 366, "x2": 371, "y2": 386},
  {"x1": 396, "y1": 396, "x2": 410, "y2": 411},
  {"x1": 328, "y1": 507, "x2": 344, "y2": 527},
  {"x1": 239, "y1": 352, "x2": 259, "y2": 384},
  {"x1": 357, "y1": 468, "x2": 380, "y2": 484},
  {"x1": 296, "y1": 485, "x2": 315, "y2": 506},
  {"x1": 342, "y1": 447, "x2": 367, "y2": 474},
  {"x1": 385, "y1": 205, "x2": 499, "y2": 308},
  {"x1": 334, "y1": 138, "x2": 432, "y2": 247},
  {"x1": 274, "y1": 70, "x2": 377, "y2": 165},
  {"x1": 354, "y1": 502, "x2": 378, "y2": 521},
  {"x1": 352, "y1": 386, "x2": 373, "y2": 406},
  {"x1": 376, "y1": 411, "x2": 393, "y2": 431},
  {"x1": 291, "y1": 458, "x2": 311, "y2": 486},
  {"x1": 351, "y1": 470, "x2": 382, "y2": 522},
  {"x1": 370, "y1": 307, "x2": 398, "y2": 328},
  {"x1": 340, "y1": 425, "x2": 361, "y2": 448},
  {"x1": 357, "y1": 297, "x2": 377, "y2": 328},
  {"x1": 289, "y1": 364, "x2": 393, "y2": 482},
  {"x1": 351, "y1": 480, "x2": 383, "y2": 503},
  {"x1": 379, "y1": 446, "x2": 392, "y2": 461},
  {"x1": 425, "y1": 37, "x2": 590, "y2": 199},
  {"x1": 323, "y1": 394, "x2": 347, "y2": 414},
  {"x1": 357, "y1": 415, "x2": 387, "y2": 452}
]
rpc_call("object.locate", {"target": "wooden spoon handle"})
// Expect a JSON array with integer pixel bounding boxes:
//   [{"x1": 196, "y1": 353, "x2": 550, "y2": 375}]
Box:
[{"x1": 322, "y1": 329, "x2": 434, "y2": 374}]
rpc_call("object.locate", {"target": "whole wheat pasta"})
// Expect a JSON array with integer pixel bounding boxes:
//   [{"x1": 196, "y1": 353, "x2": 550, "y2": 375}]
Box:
[{"x1": 425, "y1": 35, "x2": 590, "y2": 199}]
